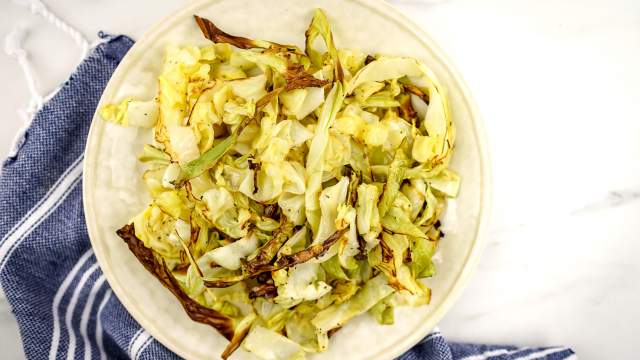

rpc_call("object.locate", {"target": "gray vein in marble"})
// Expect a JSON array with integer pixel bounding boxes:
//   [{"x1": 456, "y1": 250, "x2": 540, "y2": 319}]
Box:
[{"x1": 571, "y1": 190, "x2": 640, "y2": 215}]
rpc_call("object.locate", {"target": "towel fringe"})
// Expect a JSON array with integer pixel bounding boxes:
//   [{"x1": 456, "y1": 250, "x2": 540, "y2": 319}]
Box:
[
  {"x1": 11, "y1": 0, "x2": 89, "y2": 60},
  {"x1": 5, "y1": 0, "x2": 90, "y2": 158}
]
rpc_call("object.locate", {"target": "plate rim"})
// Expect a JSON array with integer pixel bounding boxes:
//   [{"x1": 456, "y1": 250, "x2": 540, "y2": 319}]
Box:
[{"x1": 82, "y1": 0, "x2": 492, "y2": 358}]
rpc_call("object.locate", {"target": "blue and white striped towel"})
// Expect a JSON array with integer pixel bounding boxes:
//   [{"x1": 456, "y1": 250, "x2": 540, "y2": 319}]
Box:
[{"x1": 0, "y1": 34, "x2": 575, "y2": 360}]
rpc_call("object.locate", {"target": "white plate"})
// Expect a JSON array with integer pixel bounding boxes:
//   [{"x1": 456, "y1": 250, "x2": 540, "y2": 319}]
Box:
[{"x1": 83, "y1": 0, "x2": 491, "y2": 358}]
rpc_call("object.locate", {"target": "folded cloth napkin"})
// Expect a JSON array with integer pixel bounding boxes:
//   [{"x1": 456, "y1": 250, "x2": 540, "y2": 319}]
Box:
[{"x1": 0, "y1": 34, "x2": 575, "y2": 360}]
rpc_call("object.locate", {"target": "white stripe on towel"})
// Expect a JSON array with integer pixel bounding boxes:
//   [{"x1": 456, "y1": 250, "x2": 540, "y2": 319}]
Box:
[
  {"x1": 0, "y1": 155, "x2": 84, "y2": 272},
  {"x1": 65, "y1": 262, "x2": 100, "y2": 360},
  {"x1": 516, "y1": 347, "x2": 570, "y2": 360},
  {"x1": 460, "y1": 349, "x2": 512, "y2": 360},
  {"x1": 129, "y1": 330, "x2": 151, "y2": 360},
  {"x1": 95, "y1": 290, "x2": 112, "y2": 360},
  {"x1": 422, "y1": 331, "x2": 442, "y2": 343},
  {"x1": 128, "y1": 328, "x2": 145, "y2": 356},
  {"x1": 0, "y1": 154, "x2": 82, "y2": 246},
  {"x1": 135, "y1": 336, "x2": 154, "y2": 360},
  {"x1": 80, "y1": 275, "x2": 106, "y2": 360},
  {"x1": 494, "y1": 347, "x2": 533, "y2": 358},
  {"x1": 48, "y1": 249, "x2": 94, "y2": 360}
]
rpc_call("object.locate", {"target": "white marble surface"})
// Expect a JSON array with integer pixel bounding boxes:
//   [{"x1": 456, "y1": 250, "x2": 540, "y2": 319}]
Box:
[{"x1": 1, "y1": 0, "x2": 638, "y2": 359}]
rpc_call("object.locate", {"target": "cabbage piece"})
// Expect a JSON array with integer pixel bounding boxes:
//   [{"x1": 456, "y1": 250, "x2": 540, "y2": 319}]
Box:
[
  {"x1": 154, "y1": 189, "x2": 190, "y2": 220},
  {"x1": 179, "y1": 128, "x2": 241, "y2": 181},
  {"x1": 378, "y1": 150, "x2": 409, "y2": 217},
  {"x1": 305, "y1": 9, "x2": 342, "y2": 81},
  {"x1": 372, "y1": 233, "x2": 425, "y2": 296},
  {"x1": 213, "y1": 84, "x2": 233, "y2": 117},
  {"x1": 259, "y1": 137, "x2": 290, "y2": 163},
  {"x1": 401, "y1": 182, "x2": 425, "y2": 221},
  {"x1": 355, "y1": 183, "x2": 381, "y2": 237},
  {"x1": 131, "y1": 205, "x2": 182, "y2": 264},
  {"x1": 428, "y1": 168, "x2": 460, "y2": 198},
  {"x1": 354, "y1": 81, "x2": 385, "y2": 103},
  {"x1": 275, "y1": 262, "x2": 332, "y2": 308},
  {"x1": 211, "y1": 63, "x2": 246, "y2": 80},
  {"x1": 380, "y1": 111, "x2": 413, "y2": 150},
  {"x1": 127, "y1": 99, "x2": 159, "y2": 127},
  {"x1": 222, "y1": 98, "x2": 255, "y2": 126},
  {"x1": 333, "y1": 112, "x2": 365, "y2": 139},
  {"x1": 311, "y1": 274, "x2": 394, "y2": 334},
  {"x1": 139, "y1": 144, "x2": 171, "y2": 166},
  {"x1": 238, "y1": 49, "x2": 288, "y2": 73},
  {"x1": 312, "y1": 177, "x2": 349, "y2": 247},
  {"x1": 393, "y1": 282, "x2": 432, "y2": 307},
  {"x1": 305, "y1": 83, "x2": 345, "y2": 233},
  {"x1": 381, "y1": 206, "x2": 427, "y2": 238},
  {"x1": 99, "y1": 98, "x2": 131, "y2": 126},
  {"x1": 253, "y1": 298, "x2": 290, "y2": 332},
  {"x1": 415, "y1": 185, "x2": 442, "y2": 227},
  {"x1": 317, "y1": 279, "x2": 359, "y2": 310},
  {"x1": 286, "y1": 120, "x2": 315, "y2": 147},
  {"x1": 156, "y1": 46, "x2": 210, "y2": 149},
  {"x1": 243, "y1": 326, "x2": 305, "y2": 360},
  {"x1": 227, "y1": 74, "x2": 267, "y2": 101},
  {"x1": 253, "y1": 109, "x2": 313, "y2": 162},
  {"x1": 220, "y1": 313, "x2": 257, "y2": 360},
  {"x1": 346, "y1": 57, "x2": 423, "y2": 94},
  {"x1": 253, "y1": 162, "x2": 285, "y2": 201},
  {"x1": 361, "y1": 91, "x2": 400, "y2": 108},
  {"x1": 189, "y1": 97, "x2": 217, "y2": 153},
  {"x1": 349, "y1": 140, "x2": 372, "y2": 183},
  {"x1": 205, "y1": 232, "x2": 259, "y2": 270},
  {"x1": 338, "y1": 48, "x2": 367, "y2": 80},
  {"x1": 188, "y1": 171, "x2": 216, "y2": 199},
  {"x1": 229, "y1": 49, "x2": 255, "y2": 68},
  {"x1": 161, "y1": 163, "x2": 181, "y2": 189},
  {"x1": 369, "y1": 294, "x2": 395, "y2": 325},
  {"x1": 253, "y1": 216, "x2": 281, "y2": 232},
  {"x1": 142, "y1": 167, "x2": 165, "y2": 197},
  {"x1": 233, "y1": 123, "x2": 260, "y2": 154},
  {"x1": 277, "y1": 227, "x2": 308, "y2": 257},
  {"x1": 222, "y1": 165, "x2": 254, "y2": 197},
  {"x1": 286, "y1": 312, "x2": 321, "y2": 352},
  {"x1": 253, "y1": 98, "x2": 280, "y2": 151},
  {"x1": 320, "y1": 255, "x2": 349, "y2": 281},
  {"x1": 282, "y1": 161, "x2": 306, "y2": 195},
  {"x1": 284, "y1": 61, "x2": 331, "y2": 91},
  {"x1": 191, "y1": 218, "x2": 219, "y2": 259},
  {"x1": 244, "y1": 222, "x2": 294, "y2": 273},
  {"x1": 278, "y1": 193, "x2": 306, "y2": 225},
  {"x1": 412, "y1": 134, "x2": 440, "y2": 163},
  {"x1": 202, "y1": 186, "x2": 234, "y2": 221},
  {"x1": 100, "y1": 98, "x2": 158, "y2": 128},
  {"x1": 274, "y1": 228, "x2": 347, "y2": 272},
  {"x1": 362, "y1": 121, "x2": 388, "y2": 148},
  {"x1": 392, "y1": 191, "x2": 413, "y2": 219},
  {"x1": 214, "y1": 208, "x2": 251, "y2": 239},
  {"x1": 335, "y1": 204, "x2": 359, "y2": 269},
  {"x1": 410, "y1": 236, "x2": 438, "y2": 279},
  {"x1": 281, "y1": 87, "x2": 325, "y2": 120},
  {"x1": 323, "y1": 133, "x2": 351, "y2": 174},
  {"x1": 410, "y1": 93, "x2": 428, "y2": 120},
  {"x1": 167, "y1": 125, "x2": 200, "y2": 164}
]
